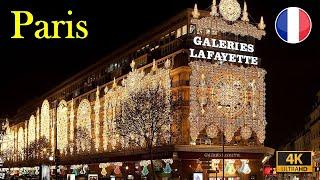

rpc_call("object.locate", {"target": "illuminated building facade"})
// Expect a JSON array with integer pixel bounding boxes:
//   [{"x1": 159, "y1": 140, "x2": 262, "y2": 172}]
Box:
[{"x1": 1, "y1": 0, "x2": 274, "y2": 179}]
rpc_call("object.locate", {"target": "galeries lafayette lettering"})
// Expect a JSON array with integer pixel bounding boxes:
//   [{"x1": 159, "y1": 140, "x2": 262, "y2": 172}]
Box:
[{"x1": 189, "y1": 36, "x2": 259, "y2": 65}]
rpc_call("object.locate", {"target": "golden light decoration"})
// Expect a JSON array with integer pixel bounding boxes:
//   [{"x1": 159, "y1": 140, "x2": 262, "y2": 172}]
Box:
[
  {"x1": 17, "y1": 127, "x2": 24, "y2": 159},
  {"x1": 2, "y1": 127, "x2": 14, "y2": 161},
  {"x1": 94, "y1": 86, "x2": 101, "y2": 151},
  {"x1": 28, "y1": 115, "x2": 36, "y2": 145},
  {"x1": 190, "y1": 61, "x2": 266, "y2": 144},
  {"x1": 103, "y1": 86, "x2": 109, "y2": 151},
  {"x1": 192, "y1": 4, "x2": 200, "y2": 19},
  {"x1": 24, "y1": 122, "x2": 28, "y2": 153},
  {"x1": 240, "y1": 1, "x2": 249, "y2": 22},
  {"x1": 99, "y1": 163, "x2": 109, "y2": 176},
  {"x1": 207, "y1": 125, "x2": 218, "y2": 138},
  {"x1": 104, "y1": 79, "x2": 124, "y2": 150},
  {"x1": 70, "y1": 99, "x2": 75, "y2": 153},
  {"x1": 40, "y1": 100, "x2": 50, "y2": 141},
  {"x1": 36, "y1": 108, "x2": 40, "y2": 140},
  {"x1": 57, "y1": 100, "x2": 68, "y2": 154},
  {"x1": 219, "y1": 0, "x2": 241, "y2": 22},
  {"x1": 76, "y1": 99, "x2": 92, "y2": 152},
  {"x1": 191, "y1": 0, "x2": 266, "y2": 40},
  {"x1": 115, "y1": 60, "x2": 172, "y2": 148}
]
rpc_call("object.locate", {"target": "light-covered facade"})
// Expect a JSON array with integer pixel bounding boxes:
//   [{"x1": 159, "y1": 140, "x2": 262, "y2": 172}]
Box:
[{"x1": 1, "y1": 0, "x2": 274, "y2": 179}]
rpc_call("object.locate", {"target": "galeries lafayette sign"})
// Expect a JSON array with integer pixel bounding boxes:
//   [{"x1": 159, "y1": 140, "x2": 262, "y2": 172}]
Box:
[{"x1": 189, "y1": 36, "x2": 259, "y2": 65}]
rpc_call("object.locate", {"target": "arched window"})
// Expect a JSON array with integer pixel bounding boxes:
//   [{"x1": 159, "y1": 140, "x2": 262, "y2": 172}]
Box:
[
  {"x1": 40, "y1": 100, "x2": 50, "y2": 141},
  {"x1": 28, "y1": 115, "x2": 36, "y2": 145},
  {"x1": 18, "y1": 127, "x2": 24, "y2": 159},
  {"x1": 57, "y1": 100, "x2": 68, "y2": 154},
  {"x1": 76, "y1": 99, "x2": 92, "y2": 152}
]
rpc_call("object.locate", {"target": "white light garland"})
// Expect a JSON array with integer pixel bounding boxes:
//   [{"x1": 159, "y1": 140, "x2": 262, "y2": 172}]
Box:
[
  {"x1": 219, "y1": 0, "x2": 241, "y2": 22},
  {"x1": 94, "y1": 86, "x2": 101, "y2": 151},
  {"x1": 76, "y1": 99, "x2": 92, "y2": 152},
  {"x1": 28, "y1": 115, "x2": 36, "y2": 146},
  {"x1": 57, "y1": 100, "x2": 68, "y2": 154},
  {"x1": 69, "y1": 99, "x2": 75, "y2": 154},
  {"x1": 191, "y1": 17, "x2": 266, "y2": 40},
  {"x1": 17, "y1": 127, "x2": 24, "y2": 160},
  {"x1": 40, "y1": 100, "x2": 50, "y2": 141}
]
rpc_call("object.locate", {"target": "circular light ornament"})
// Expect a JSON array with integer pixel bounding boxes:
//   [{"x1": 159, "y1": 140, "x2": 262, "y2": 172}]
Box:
[
  {"x1": 219, "y1": 0, "x2": 241, "y2": 22},
  {"x1": 241, "y1": 126, "x2": 252, "y2": 140},
  {"x1": 207, "y1": 125, "x2": 218, "y2": 138}
]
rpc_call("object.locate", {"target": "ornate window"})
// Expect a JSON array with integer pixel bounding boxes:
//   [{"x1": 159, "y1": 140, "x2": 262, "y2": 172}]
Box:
[
  {"x1": 28, "y1": 115, "x2": 36, "y2": 145},
  {"x1": 57, "y1": 100, "x2": 68, "y2": 154},
  {"x1": 18, "y1": 127, "x2": 24, "y2": 159},
  {"x1": 40, "y1": 100, "x2": 50, "y2": 140},
  {"x1": 189, "y1": 61, "x2": 266, "y2": 144},
  {"x1": 76, "y1": 99, "x2": 92, "y2": 152}
]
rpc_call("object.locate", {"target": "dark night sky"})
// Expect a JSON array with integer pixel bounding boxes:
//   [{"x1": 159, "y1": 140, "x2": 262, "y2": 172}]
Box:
[{"x1": 0, "y1": 0, "x2": 319, "y2": 148}]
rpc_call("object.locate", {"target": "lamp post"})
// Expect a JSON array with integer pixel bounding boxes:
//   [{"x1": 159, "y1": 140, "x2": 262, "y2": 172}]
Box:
[{"x1": 218, "y1": 104, "x2": 230, "y2": 180}]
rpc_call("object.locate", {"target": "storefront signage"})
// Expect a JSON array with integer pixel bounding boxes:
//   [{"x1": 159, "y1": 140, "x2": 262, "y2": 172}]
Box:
[
  {"x1": 276, "y1": 151, "x2": 313, "y2": 173},
  {"x1": 177, "y1": 152, "x2": 262, "y2": 159},
  {"x1": 204, "y1": 153, "x2": 241, "y2": 158},
  {"x1": 189, "y1": 36, "x2": 259, "y2": 65}
]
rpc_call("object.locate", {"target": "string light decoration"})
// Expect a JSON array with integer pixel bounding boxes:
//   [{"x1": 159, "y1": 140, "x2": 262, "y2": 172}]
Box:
[
  {"x1": 104, "y1": 79, "x2": 123, "y2": 150},
  {"x1": 51, "y1": 109, "x2": 55, "y2": 154},
  {"x1": 189, "y1": 61, "x2": 266, "y2": 144},
  {"x1": 191, "y1": 0, "x2": 266, "y2": 39},
  {"x1": 99, "y1": 163, "x2": 109, "y2": 176},
  {"x1": 57, "y1": 100, "x2": 68, "y2": 154},
  {"x1": 17, "y1": 127, "x2": 24, "y2": 160},
  {"x1": 76, "y1": 99, "x2": 92, "y2": 153},
  {"x1": 24, "y1": 136, "x2": 50, "y2": 160},
  {"x1": 24, "y1": 122, "x2": 28, "y2": 156},
  {"x1": 192, "y1": 4, "x2": 200, "y2": 19},
  {"x1": 94, "y1": 86, "x2": 101, "y2": 151},
  {"x1": 241, "y1": 1, "x2": 249, "y2": 22},
  {"x1": 36, "y1": 108, "x2": 40, "y2": 141},
  {"x1": 40, "y1": 100, "x2": 50, "y2": 142},
  {"x1": 2, "y1": 127, "x2": 14, "y2": 161},
  {"x1": 115, "y1": 60, "x2": 172, "y2": 150},
  {"x1": 210, "y1": 0, "x2": 219, "y2": 17},
  {"x1": 103, "y1": 86, "x2": 109, "y2": 151},
  {"x1": 28, "y1": 115, "x2": 36, "y2": 146},
  {"x1": 70, "y1": 99, "x2": 75, "y2": 154},
  {"x1": 219, "y1": 0, "x2": 241, "y2": 21}
]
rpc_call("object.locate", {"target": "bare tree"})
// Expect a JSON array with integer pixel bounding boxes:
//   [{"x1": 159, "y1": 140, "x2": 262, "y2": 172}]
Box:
[
  {"x1": 115, "y1": 82, "x2": 172, "y2": 179},
  {"x1": 24, "y1": 136, "x2": 50, "y2": 160}
]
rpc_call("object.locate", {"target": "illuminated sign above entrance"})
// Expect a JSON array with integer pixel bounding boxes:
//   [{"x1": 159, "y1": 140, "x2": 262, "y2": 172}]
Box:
[{"x1": 189, "y1": 36, "x2": 259, "y2": 65}]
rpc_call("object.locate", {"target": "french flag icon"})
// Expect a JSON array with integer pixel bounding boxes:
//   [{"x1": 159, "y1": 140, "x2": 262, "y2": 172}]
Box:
[{"x1": 275, "y1": 7, "x2": 312, "y2": 44}]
